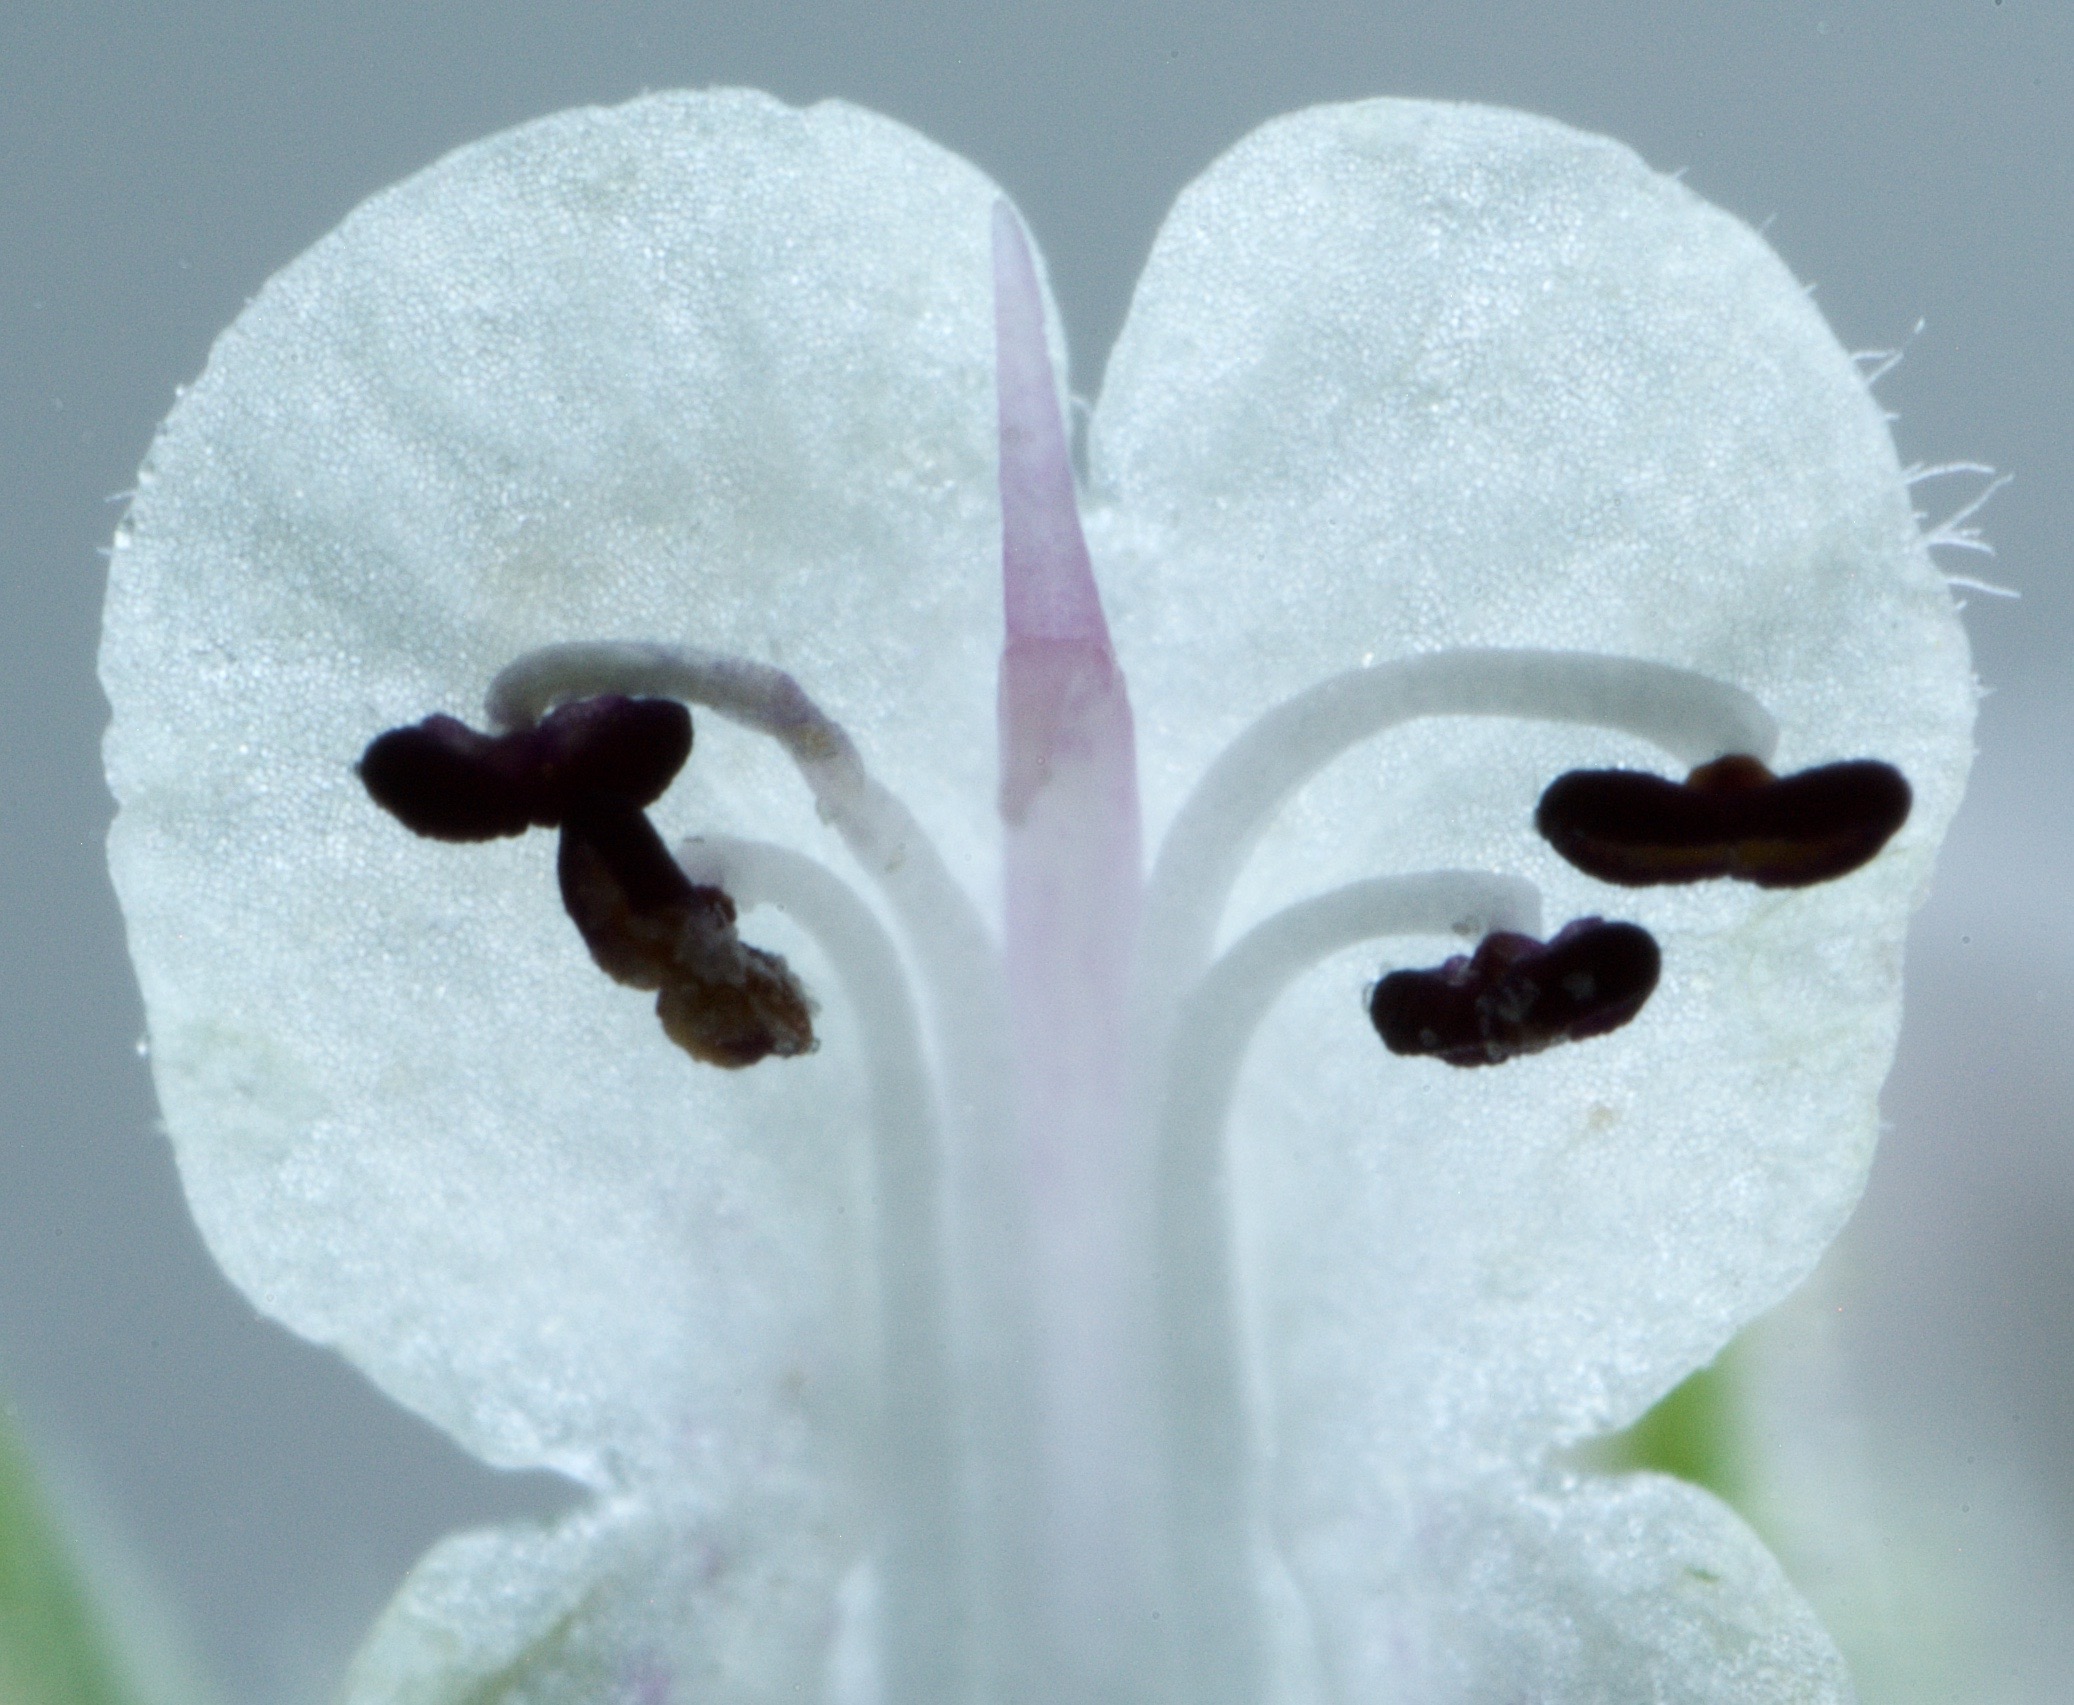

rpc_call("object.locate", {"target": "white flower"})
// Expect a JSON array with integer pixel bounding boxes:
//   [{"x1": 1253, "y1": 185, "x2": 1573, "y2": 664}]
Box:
[{"x1": 99, "y1": 90, "x2": 1973, "y2": 1704}]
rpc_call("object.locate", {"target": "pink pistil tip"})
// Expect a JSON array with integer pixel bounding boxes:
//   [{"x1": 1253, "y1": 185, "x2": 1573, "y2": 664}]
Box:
[{"x1": 992, "y1": 201, "x2": 1111, "y2": 652}]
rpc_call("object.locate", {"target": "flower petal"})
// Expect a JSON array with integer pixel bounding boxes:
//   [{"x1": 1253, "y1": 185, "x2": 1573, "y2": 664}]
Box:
[
  {"x1": 340, "y1": 1494, "x2": 849, "y2": 1705},
  {"x1": 1087, "y1": 88, "x2": 1971, "y2": 1570},
  {"x1": 1291, "y1": 1472, "x2": 1850, "y2": 1701},
  {"x1": 100, "y1": 91, "x2": 1018, "y2": 1494}
]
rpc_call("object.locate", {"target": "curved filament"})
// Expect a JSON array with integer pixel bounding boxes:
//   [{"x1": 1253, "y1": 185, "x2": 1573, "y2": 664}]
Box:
[
  {"x1": 677, "y1": 834, "x2": 969, "y2": 1705},
  {"x1": 1156, "y1": 870, "x2": 1541, "y2": 1705},
  {"x1": 1141, "y1": 650, "x2": 1777, "y2": 1001}
]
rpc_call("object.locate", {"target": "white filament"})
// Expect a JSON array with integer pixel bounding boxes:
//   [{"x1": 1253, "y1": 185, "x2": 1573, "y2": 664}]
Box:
[
  {"x1": 1156, "y1": 871, "x2": 1541, "y2": 1705},
  {"x1": 1141, "y1": 650, "x2": 1777, "y2": 1002},
  {"x1": 491, "y1": 642, "x2": 977, "y2": 901},
  {"x1": 675, "y1": 834, "x2": 969, "y2": 1705}
]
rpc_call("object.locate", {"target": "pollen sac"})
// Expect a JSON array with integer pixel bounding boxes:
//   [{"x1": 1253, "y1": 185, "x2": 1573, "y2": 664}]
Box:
[
  {"x1": 358, "y1": 713, "x2": 534, "y2": 841},
  {"x1": 359, "y1": 695, "x2": 691, "y2": 841},
  {"x1": 1368, "y1": 918, "x2": 1661, "y2": 1068},
  {"x1": 361, "y1": 692, "x2": 811, "y2": 1067},
  {"x1": 1535, "y1": 754, "x2": 1912, "y2": 889},
  {"x1": 557, "y1": 803, "x2": 816, "y2": 1070}
]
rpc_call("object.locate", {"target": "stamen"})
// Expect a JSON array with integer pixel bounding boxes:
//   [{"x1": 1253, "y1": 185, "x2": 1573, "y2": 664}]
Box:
[
  {"x1": 486, "y1": 643, "x2": 1012, "y2": 1183},
  {"x1": 487, "y1": 646, "x2": 1016, "y2": 1700},
  {"x1": 1141, "y1": 650, "x2": 1777, "y2": 996},
  {"x1": 676, "y1": 835, "x2": 968, "y2": 1705},
  {"x1": 488, "y1": 644, "x2": 991, "y2": 948},
  {"x1": 557, "y1": 803, "x2": 814, "y2": 1067},
  {"x1": 360, "y1": 695, "x2": 812, "y2": 1068},
  {"x1": 1367, "y1": 917, "x2": 1661, "y2": 1067},
  {"x1": 1155, "y1": 871, "x2": 1540, "y2": 1705},
  {"x1": 1535, "y1": 755, "x2": 1912, "y2": 889}
]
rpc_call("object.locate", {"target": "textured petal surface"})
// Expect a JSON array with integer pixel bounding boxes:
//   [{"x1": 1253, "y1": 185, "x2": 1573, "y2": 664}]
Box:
[
  {"x1": 339, "y1": 1493, "x2": 848, "y2": 1705},
  {"x1": 1087, "y1": 94, "x2": 1970, "y2": 1668},
  {"x1": 1290, "y1": 1471, "x2": 1849, "y2": 1703},
  {"x1": 100, "y1": 91, "x2": 1020, "y2": 1500}
]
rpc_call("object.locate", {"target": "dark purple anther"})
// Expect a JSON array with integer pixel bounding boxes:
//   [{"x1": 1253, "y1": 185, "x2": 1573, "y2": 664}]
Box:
[
  {"x1": 1535, "y1": 754, "x2": 1910, "y2": 889},
  {"x1": 557, "y1": 803, "x2": 815, "y2": 1069},
  {"x1": 1368, "y1": 918, "x2": 1661, "y2": 1067},
  {"x1": 358, "y1": 713, "x2": 536, "y2": 841},
  {"x1": 358, "y1": 696, "x2": 691, "y2": 841},
  {"x1": 358, "y1": 694, "x2": 811, "y2": 1068}
]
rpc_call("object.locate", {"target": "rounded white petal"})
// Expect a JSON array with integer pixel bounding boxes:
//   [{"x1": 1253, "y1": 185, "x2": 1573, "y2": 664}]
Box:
[
  {"x1": 340, "y1": 1491, "x2": 849, "y2": 1705},
  {"x1": 1294, "y1": 1472, "x2": 1848, "y2": 1702},
  {"x1": 100, "y1": 91, "x2": 1013, "y2": 1489},
  {"x1": 1089, "y1": 89, "x2": 1972, "y2": 1550}
]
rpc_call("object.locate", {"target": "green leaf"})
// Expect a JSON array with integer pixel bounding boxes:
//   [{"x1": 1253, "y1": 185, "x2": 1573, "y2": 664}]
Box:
[{"x1": 0, "y1": 1406, "x2": 200, "y2": 1705}]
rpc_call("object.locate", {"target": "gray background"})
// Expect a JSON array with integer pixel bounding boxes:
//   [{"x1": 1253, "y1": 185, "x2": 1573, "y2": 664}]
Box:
[{"x1": 2, "y1": 3, "x2": 2066, "y2": 1701}]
